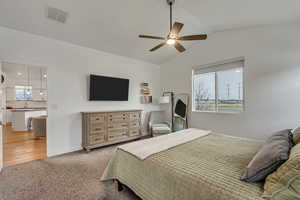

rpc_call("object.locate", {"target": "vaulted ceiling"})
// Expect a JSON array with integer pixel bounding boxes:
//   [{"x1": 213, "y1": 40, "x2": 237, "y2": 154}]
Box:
[{"x1": 0, "y1": 0, "x2": 300, "y2": 64}]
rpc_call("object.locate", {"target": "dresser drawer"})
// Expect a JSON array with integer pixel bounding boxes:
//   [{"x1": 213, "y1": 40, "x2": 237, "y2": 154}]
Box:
[
  {"x1": 107, "y1": 112, "x2": 128, "y2": 119},
  {"x1": 107, "y1": 129, "x2": 128, "y2": 141},
  {"x1": 129, "y1": 112, "x2": 140, "y2": 121},
  {"x1": 90, "y1": 124, "x2": 105, "y2": 133},
  {"x1": 107, "y1": 122, "x2": 128, "y2": 131},
  {"x1": 108, "y1": 117, "x2": 128, "y2": 123},
  {"x1": 129, "y1": 121, "x2": 140, "y2": 129},
  {"x1": 108, "y1": 129, "x2": 128, "y2": 138},
  {"x1": 107, "y1": 134, "x2": 128, "y2": 141},
  {"x1": 89, "y1": 131, "x2": 105, "y2": 137},
  {"x1": 90, "y1": 114, "x2": 105, "y2": 123},
  {"x1": 129, "y1": 129, "x2": 140, "y2": 137},
  {"x1": 89, "y1": 135, "x2": 105, "y2": 145}
]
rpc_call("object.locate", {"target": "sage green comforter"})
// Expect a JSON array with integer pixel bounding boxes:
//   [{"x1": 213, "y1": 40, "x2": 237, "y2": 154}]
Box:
[{"x1": 101, "y1": 133, "x2": 265, "y2": 200}]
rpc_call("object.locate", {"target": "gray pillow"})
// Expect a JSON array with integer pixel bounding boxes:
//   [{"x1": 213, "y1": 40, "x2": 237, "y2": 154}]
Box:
[{"x1": 240, "y1": 129, "x2": 293, "y2": 182}]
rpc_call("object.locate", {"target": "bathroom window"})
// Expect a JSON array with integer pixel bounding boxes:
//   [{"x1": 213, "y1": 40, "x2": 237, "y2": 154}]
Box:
[
  {"x1": 192, "y1": 59, "x2": 244, "y2": 113},
  {"x1": 15, "y1": 86, "x2": 33, "y2": 100}
]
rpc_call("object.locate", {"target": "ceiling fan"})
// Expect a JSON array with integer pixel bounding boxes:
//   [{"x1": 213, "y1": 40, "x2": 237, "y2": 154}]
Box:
[{"x1": 139, "y1": 0, "x2": 207, "y2": 53}]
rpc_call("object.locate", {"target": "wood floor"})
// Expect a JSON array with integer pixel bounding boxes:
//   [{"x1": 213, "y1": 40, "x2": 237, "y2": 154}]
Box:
[{"x1": 3, "y1": 125, "x2": 47, "y2": 167}]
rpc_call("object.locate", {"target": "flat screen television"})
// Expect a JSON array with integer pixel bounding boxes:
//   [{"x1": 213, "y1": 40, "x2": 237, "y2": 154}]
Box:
[{"x1": 89, "y1": 74, "x2": 129, "y2": 101}]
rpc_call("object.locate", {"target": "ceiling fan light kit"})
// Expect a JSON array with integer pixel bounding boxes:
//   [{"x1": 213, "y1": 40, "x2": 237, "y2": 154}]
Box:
[
  {"x1": 167, "y1": 39, "x2": 176, "y2": 45},
  {"x1": 139, "y1": 0, "x2": 207, "y2": 53}
]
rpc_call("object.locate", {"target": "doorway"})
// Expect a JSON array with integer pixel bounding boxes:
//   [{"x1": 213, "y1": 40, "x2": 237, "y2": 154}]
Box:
[{"x1": 2, "y1": 62, "x2": 48, "y2": 166}]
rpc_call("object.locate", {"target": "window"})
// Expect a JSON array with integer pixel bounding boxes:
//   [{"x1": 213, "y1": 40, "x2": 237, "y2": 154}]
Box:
[
  {"x1": 15, "y1": 86, "x2": 32, "y2": 100},
  {"x1": 192, "y1": 59, "x2": 244, "y2": 113}
]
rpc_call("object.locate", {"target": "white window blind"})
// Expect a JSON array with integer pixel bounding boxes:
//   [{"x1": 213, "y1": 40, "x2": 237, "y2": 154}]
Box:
[
  {"x1": 193, "y1": 59, "x2": 244, "y2": 75},
  {"x1": 192, "y1": 58, "x2": 244, "y2": 113}
]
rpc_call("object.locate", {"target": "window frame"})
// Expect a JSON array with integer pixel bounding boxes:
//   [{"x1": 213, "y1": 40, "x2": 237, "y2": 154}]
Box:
[{"x1": 192, "y1": 58, "x2": 245, "y2": 114}]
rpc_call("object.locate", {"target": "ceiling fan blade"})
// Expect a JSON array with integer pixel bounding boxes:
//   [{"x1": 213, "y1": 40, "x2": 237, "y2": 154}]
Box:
[
  {"x1": 174, "y1": 42, "x2": 186, "y2": 52},
  {"x1": 139, "y1": 35, "x2": 165, "y2": 40},
  {"x1": 177, "y1": 34, "x2": 207, "y2": 41},
  {"x1": 169, "y1": 22, "x2": 184, "y2": 37},
  {"x1": 150, "y1": 42, "x2": 166, "y2": 51}
]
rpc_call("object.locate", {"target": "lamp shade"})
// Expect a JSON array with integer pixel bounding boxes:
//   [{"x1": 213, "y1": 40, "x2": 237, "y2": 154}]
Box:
[{"x1": 159, "y1": 96, "x2": 170, "y2": 104}]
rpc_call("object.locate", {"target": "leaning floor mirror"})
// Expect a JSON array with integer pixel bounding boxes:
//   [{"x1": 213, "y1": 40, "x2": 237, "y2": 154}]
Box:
[{"x1": 173, "y1": 93, "x2": 189, "y2": 131}]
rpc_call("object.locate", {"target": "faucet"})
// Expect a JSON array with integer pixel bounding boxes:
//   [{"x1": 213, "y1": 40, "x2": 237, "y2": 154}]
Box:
[{"x1": 24, "y1": 101, "x2": 29, "y2": 108}]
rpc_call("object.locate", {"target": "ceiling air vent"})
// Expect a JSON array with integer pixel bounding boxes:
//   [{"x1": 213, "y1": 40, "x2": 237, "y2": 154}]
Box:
[{"x1": 46, "y1": 6, "x2": 68, "y2": 23}]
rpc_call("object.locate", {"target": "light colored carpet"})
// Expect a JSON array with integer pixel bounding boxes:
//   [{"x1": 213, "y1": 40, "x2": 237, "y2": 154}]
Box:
[{"x1": 0, "y1": 146, "x2": 141, "y2": 200}]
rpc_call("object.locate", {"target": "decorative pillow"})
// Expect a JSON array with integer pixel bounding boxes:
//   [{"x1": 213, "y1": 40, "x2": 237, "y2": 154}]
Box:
[
  {"x1": 262, "y1": 143, "x2": 300, "y2": 199},
  {"x1": 292, "y1": 127, "x2": 300, "y2": 145},
  {"x1": 240, "y1": 129, "x2": 293, "y2": 182}
]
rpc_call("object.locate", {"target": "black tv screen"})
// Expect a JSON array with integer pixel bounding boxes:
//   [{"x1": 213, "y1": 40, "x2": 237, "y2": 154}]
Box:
[{"x1": 89, "y1": 74, "x2": 129, "y2": 101}]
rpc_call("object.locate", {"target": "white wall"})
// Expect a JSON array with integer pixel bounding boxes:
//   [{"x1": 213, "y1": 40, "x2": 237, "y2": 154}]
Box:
[
  {"x1": 161, "y1": 22, "x2": 300, "y2": 140},
  {"x1": 0, "y1": 26, "x2": 161, "y2": 156}
]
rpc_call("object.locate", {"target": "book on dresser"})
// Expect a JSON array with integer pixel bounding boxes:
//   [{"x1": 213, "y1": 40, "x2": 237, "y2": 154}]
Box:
[{"x1": 81, "y1": 109, "x2": 142, "y2": 151}]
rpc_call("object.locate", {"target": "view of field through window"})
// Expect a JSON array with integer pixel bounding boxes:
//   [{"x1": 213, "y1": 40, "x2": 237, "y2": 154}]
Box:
[{"x1": 193, "y1": 67, "x2": 244, "y2": 113}]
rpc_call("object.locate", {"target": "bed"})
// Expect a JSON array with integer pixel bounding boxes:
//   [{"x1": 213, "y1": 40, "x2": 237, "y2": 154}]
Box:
[{"x1": 101, "y1": 131, "x2": 265, "y2": 200}]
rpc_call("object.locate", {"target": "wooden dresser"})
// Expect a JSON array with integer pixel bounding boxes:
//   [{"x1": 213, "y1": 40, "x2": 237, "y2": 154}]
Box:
[{"x1": 81, "y1": 110, "x2": 142, "y2": 151}]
